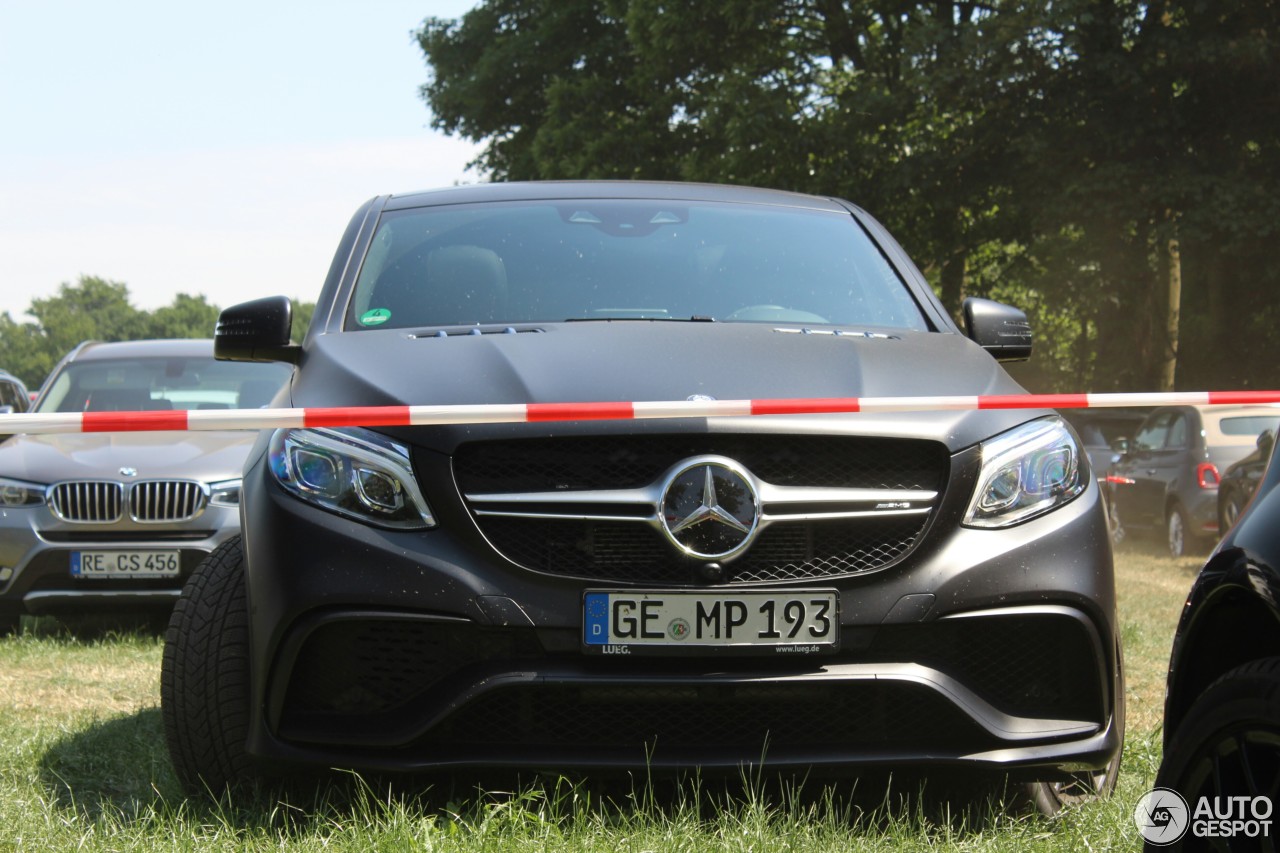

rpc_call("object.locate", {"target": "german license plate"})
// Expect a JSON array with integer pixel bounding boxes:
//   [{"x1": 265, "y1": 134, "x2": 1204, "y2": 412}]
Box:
[
  {"x1": 582, "y1": 589, "x2": 838, "y2": 655},
  {"x1": 71, "y1": 551, "x2": 181, "y2": 578}
]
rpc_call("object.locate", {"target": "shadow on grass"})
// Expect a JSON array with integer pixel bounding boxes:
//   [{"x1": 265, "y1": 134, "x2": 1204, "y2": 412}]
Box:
[
  {"x1": 37, "y1": 707, "x2": 178, "y2": 822},
  {"x1": 36, "y1": 711, "x2": 1048, "y2": 841}
]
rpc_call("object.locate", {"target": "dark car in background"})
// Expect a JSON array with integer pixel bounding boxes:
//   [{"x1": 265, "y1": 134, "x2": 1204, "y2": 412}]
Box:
[
  {"x1": 162, "y1": 181, "x2": 1123, "y2": 814},
  {"x1": 1217, "y1": 428, "x2": 1276, "y2": 535},
  {"x1": 1059, "y1": 408, "x2": 1149, "y2": 535},
  {"x1": 0, "y1": 370, "x2": 31, "y2": 415},
  {"x1": 0, "y1": 339, "x2": 291, "y2": 632},
  {"x1": 1154, "y1": 418, "x2": 1280, "y2": 844},
  {"x1": 1106, "y1": 405, "x2": 1280, "y2": 558}
]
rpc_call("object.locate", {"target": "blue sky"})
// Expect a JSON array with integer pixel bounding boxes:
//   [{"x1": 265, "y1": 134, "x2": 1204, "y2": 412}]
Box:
[{"x1": 0, "y1": 1, "x2": 483, "y2": 320}]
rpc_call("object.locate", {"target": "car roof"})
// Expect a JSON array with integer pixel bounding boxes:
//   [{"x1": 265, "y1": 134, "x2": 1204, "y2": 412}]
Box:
[
  {"x1": 68, "y1": 339, "x2": 215, "y2": 362},
  {"x1": 1198, "y1": 405, "x2": 1280, "y2": 446},
  {"x1": 381, "y1": 180, "x2": 855, "y2": 213}
]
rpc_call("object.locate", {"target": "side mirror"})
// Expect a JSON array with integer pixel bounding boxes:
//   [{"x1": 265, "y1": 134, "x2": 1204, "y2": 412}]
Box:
[
  {"x1": 214, "y1": 296, "x2": 300, "y2": 364},
  {"x1": 1111, "y1": 437, "x2": 1131, "y2": 456},
  {"x1": 962, "y1": 297, "x2": 1032, "y2": 362}
]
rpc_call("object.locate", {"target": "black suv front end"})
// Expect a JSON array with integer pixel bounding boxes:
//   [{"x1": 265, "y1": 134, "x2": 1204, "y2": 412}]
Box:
[{"x1": 162, "y1": 182, "x2": 1122, "y2": 812}]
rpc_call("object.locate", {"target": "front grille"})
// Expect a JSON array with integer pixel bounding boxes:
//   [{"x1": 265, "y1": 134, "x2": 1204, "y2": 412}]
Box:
[
  {"x1": 455, "y1": 435, "x2": 945, "y2": 493},
  {"x1": 129, "y1": 480, "x2": 206, "y2": 522},
  {"x1": 49, "y1": 481, "x2": 123, "y2": 523},
  {"x1": 453, "y1": 435, "x2": 947, "y2": 584},
  {"x1": 477, "y1": 515, "x2": 928, "y2": 583}
]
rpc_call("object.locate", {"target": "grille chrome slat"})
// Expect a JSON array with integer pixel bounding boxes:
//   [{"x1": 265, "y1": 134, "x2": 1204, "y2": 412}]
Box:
[
  {"x1": 129, "y1": 480, "x2": 207, "y2": 523},
  {"x1": 50, "y1": 481, "x2": 123, "y2": 523}
]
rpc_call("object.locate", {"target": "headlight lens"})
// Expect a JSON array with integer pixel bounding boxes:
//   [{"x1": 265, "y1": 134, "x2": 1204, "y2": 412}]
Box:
[
  {"x1": 0, "y1": 477, "x2": 46, "y2": 507},
  {"x1": 208, "y1": 479, "x2": 242, "y2": 507},
  {"x1": 964, "y1": 417, "x2": 1086, "y2": 528},
  {"x1": 268, "y1": 428, "x2": 434, "y2": 529}
]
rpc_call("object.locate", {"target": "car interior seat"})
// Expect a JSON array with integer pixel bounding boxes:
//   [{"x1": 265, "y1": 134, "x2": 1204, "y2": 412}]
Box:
[
  {"x1": 369, "y1": 245, "x2": 508, "y2": 327},
  {"x1": 237, "y1": 380, "x2": 281, "y2": 409}
]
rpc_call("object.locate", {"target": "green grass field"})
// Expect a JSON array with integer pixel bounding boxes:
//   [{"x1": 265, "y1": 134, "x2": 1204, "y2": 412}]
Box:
[{"x1": 0, "y1": 547, "x2": 1200, "y2": 851}]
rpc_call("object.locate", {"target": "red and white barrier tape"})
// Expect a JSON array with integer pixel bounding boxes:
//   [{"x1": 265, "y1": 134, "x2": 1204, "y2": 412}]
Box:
[{"x1": 1, "y1": 390, "x2": 1278, "y2": 435}]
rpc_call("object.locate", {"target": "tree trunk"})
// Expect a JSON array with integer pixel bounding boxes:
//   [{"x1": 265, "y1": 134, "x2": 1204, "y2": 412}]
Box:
[
  {"x1": 1161, "y1": 232, "x2": 1182, "y2": 391},
  {"x1": 939, "y1": 251, "x2": 966, "y2": 319}
]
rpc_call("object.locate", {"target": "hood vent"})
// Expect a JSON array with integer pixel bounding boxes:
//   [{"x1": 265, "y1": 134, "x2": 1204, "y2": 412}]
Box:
[
  {"x1": 773, "y1": 328, "x2": 900, "y2": 340},
  {"x1": 410, "y1": 326, "x2": 544, "y2": 339}
]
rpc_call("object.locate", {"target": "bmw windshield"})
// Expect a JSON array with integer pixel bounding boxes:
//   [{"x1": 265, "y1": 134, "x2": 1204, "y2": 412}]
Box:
[{"x1": 347, "y1": 199, "x2": 928, "y2": 331}]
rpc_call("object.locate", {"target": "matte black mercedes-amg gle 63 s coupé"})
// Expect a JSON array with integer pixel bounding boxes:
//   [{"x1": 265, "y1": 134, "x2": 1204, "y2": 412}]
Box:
[{"x1": 161, "y1": 181, "x2": 1123, "y2": 814}]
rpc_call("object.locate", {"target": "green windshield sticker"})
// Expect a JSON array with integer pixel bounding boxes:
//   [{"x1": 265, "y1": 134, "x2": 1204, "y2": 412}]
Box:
[{"x1": 360, "y1": 308, "x2": 391, "y2": 326}]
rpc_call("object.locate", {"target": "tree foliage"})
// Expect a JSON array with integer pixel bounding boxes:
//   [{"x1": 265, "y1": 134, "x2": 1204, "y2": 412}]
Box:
[
  {"x1": 0, "y1": 277, "x2": 314, "y2": 390},
  {"x1": 418, "y1": 0, "x2": 1280, "y2": 392}
]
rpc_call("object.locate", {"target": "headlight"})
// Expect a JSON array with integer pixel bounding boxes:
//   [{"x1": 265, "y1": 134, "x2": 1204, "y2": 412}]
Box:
[
  {"x1": 208, "y1": 479, "x2": 242, "y2": 507},
  {"x1": 268, "y1": 428, "x2": 434, "y2": 529},
  {"x1": 0, "y1": 476, "x2": 46, "y2": 507},
  {"x1": 964, "y1": 417, "x2": 1086, "y2": 528}
]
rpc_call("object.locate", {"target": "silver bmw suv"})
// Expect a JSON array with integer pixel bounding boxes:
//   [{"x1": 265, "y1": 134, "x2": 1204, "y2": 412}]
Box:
[{"x1": 0, "y1": 338, "x2": 290, "y2": 631}]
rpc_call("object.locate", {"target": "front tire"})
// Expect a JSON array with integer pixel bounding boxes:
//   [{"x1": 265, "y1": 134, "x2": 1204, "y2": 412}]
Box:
[
  {"x1": 1155, "y1": 658, "x2": 1280, "y2": 836},
  {"x1": 161, "y1": 536, "x2": 258, "y2": 796}
]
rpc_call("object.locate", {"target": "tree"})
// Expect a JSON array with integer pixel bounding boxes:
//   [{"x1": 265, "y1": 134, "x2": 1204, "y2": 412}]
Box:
[
  {"x1": 145, "y1": 293, "x2": 222, "y2": 340},
  {"x1": 0, "y1": 277, "x2": 319, "y2": 390},
  {"x1": 418, "y1": 0, "x2": 1280, "y2": 392}
]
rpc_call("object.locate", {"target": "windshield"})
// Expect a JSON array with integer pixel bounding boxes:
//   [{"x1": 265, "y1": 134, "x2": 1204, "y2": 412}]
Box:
[
  {"x1": 346, "y1": 199, "x2": 928, "y2": 331},
  {"x1": 38, "y1": 356, "x2": 292, "y2": 413}
]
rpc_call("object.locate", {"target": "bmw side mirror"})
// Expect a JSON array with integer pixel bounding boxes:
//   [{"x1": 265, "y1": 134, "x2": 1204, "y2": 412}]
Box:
[
  {"x1": 215, "y1": 296, "x2": 301, "y2": 364},
  {"x1": 962, "y1": 297, "x2": 1033, "y2": 362}
]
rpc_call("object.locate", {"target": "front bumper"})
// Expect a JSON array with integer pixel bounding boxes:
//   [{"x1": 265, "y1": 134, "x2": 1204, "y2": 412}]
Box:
[
  {"x1": 239, "y1": 440, "x2": 1122, "y2": 778},
  {"x1": 0, "y1": 502, "x2": 241, "y2": 616}
]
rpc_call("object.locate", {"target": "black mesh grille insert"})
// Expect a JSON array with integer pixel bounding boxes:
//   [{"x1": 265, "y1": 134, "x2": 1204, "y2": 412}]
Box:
[
  {"x1": 281, "y1": 620, "x2": 540, "y2": 723},
  {"x1": 475, "y1": 515, "x2": 928, "y2": 584},
  {"x1": 422, "y1": 681, "x2": 998, "y2": 754},
  {"x1": 275, "y1": 611, "x2": 1105, "y2": 749},
  {"x1": 454, "y1": 435, "x2": 946, "y2": 493},
  {"x1": 866, "y1": 615, "x2": 1103, "y2": 721}
]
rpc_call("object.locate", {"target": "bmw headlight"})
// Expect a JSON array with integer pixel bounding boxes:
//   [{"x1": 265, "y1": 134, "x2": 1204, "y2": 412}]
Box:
[
  {"x1": 964, "y1": 417, "x2": 1085, "y2": 528},
  {"x1": 268, "y1": 428, "x2": 435, "y2": 529},
  {"x1": 0, "y1": 476, "x2": 46, "y2": 507}
]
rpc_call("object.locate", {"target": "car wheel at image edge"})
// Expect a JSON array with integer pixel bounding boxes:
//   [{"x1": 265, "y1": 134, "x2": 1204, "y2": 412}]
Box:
[
  {"x1": 1154, "y1": 657, "x2": 1280, "y2": 837},
  {"x1": 1168, "y1": 505, "x2": 1192, "y2": 559},
  {"x1": 161, "y1": 535, "x2": 258, "y2": 796},
  {"x1": 1219, "y1": 489, "x2": 1244, "y2": 535}
]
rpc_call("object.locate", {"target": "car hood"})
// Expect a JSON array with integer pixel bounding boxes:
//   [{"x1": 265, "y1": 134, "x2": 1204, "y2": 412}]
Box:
[
  {"x1": 291, "y1": 323, "x2": 1040, "y2": 453},
  {"x1": 0, "y1": 431, "x2": 257, "y2": 484}
]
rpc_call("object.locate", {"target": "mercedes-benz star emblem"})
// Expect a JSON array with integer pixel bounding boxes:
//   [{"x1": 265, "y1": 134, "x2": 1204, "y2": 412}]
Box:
[{"x1": 658, "y1": 457, "x2": 760, "y2": 560}]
